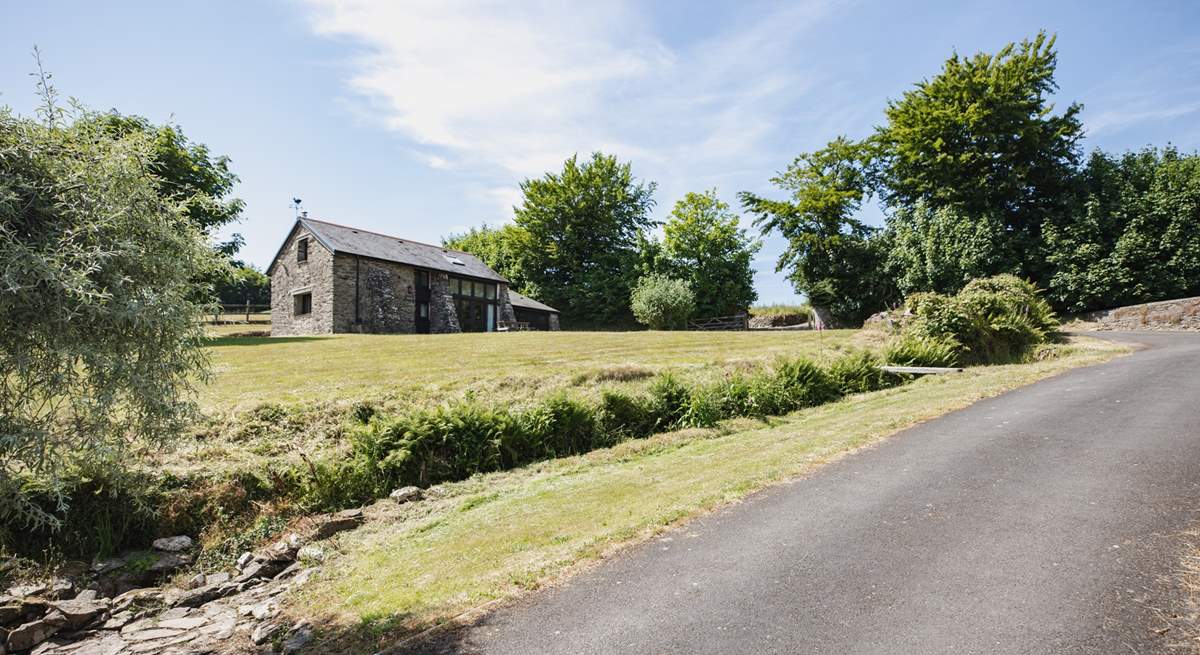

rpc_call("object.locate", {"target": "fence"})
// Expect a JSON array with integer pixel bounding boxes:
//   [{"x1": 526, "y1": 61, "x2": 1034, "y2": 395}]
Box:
[
  {"x1": 205, "y1": 302, "x2": 272, "y2": 325},
  {"x1": 688, "y1": 313, "x2": 749, "y2": 331}
]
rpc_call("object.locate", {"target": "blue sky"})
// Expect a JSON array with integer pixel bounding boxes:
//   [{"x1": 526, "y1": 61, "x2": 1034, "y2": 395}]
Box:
[{"x1": 3, "y1": 1, "x2": 1199, "y2": 303}]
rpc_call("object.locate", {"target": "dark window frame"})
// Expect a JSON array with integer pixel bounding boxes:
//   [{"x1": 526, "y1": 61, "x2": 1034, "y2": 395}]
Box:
[
  {"x1": 294, "y1": 292, "x2": 312, "y2": 316},
  {"x1": 297, "y1": 237, "x2": 309, "y2": 263}
]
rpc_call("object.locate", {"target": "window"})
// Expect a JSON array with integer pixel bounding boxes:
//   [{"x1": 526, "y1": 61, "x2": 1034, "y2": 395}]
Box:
[
  {"x1": 472, "y1": 281, "x2": 483, "y2": 297},
  {"x1": 418, "y1": 302, "x2": 429, "y2": 318},
  {"x1": 294, "y1": 292, "x2": 312, "y2": 316},
  {"x1": 486, "y1": 284, "x2": 497, "y2": 299},
  {"x1": 416, "y1": 270, "x2": 429, "y2": 289},
  {"x1": 297, "y1": 238, "x2": 308, "y2": 263}
]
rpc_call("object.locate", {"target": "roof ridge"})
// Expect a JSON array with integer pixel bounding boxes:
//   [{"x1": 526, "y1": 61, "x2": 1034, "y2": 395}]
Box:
[{"x1": 300, "y1": 217, "x2": 478, "y2": 257}]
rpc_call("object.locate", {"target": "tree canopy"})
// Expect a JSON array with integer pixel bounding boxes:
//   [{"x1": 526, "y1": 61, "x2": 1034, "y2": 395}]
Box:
[
  {"x1": 740, "y1": 138, "x2": 896, "y2": 326},
  {"x1": 749, "y1": 31, "x2": 1198, "y2": 323},
  {"x1": 0, "y1": 96, "x2": 218, "y2": 527},
  {"x1": 649, "y1": 189, "x2": 760, "y2": 318}
]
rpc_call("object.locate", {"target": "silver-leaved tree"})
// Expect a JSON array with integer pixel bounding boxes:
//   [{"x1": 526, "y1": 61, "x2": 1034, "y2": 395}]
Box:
[{"x1": 0, "y1": 65, "x2": 220, "y2": 529}]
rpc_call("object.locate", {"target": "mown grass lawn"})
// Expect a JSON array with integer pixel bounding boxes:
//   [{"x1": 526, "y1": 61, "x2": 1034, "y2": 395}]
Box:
[
  {"x1": 200, "y1": 330, "x2": 860, "y2": 411},
  {"x1": 285, "y1": 336, "x2": 1128, "y2": 653}
]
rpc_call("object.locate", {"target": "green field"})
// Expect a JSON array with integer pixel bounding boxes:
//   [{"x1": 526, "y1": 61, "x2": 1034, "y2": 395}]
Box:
[
  {"x1": 200, "y1": 330, "x2": 863, "y2": 411},
  {"x1": 282, "y1": 336, "x2": 1128, "y2": 652}
]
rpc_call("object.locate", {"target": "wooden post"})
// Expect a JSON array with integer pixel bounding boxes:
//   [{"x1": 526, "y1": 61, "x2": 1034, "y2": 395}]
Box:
[{"x1": 245, "y1": 300, "x2": 251, "y2": 323}]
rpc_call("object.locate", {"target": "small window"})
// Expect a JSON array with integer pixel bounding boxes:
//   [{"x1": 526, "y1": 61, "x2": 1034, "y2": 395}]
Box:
[
  {"x1": 416, "y1": 270, "x2": 429, "y2": 289},
  {"x1": 453, "y1": 278, "x2": 462, "y2": 295},
  {"x1": 294, "y1": 292, "x2": 312, "y2": 316},
  {"x1": 472, "y1": 281, "x2": 483, "y2": 297},
  {"x1": 418, "y1": 302, "x2": 429, "y2": 318},
  {"x1": 486, "y1": 284, "x2": 496, "y2": 300},
  {"x1": 297, "y1": 238, "x2": 309, "y2": 263}
]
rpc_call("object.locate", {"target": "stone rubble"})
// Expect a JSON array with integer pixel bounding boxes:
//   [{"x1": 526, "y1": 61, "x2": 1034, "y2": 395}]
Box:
[{"x1": 2, "y1": 506, "x2": 371, "y2": 654}]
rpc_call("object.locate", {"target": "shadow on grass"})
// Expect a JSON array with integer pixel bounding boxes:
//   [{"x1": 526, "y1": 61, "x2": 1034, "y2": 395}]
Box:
[
  {"x1": 302, "y1": 614, "x2": 476, "y2": 655},
  {"x1": 206, "y1": 336, "x2": 329, "y2": 347}
]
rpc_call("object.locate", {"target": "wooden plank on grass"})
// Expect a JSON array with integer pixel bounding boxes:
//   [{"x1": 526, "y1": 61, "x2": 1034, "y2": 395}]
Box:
[{"x1": 880, "y1": 365, "x2": 964, "y2": 375}]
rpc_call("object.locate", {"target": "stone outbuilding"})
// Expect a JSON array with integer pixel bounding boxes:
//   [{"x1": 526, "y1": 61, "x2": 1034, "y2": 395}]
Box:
[{"x1": 266, "y1": 217, "x2": 559, "y2": 336}]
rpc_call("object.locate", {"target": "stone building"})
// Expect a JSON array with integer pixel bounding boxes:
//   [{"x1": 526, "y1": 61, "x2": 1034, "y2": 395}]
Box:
[{"x1": 267, "y1": 217, "x2": 559, "y2": 336}]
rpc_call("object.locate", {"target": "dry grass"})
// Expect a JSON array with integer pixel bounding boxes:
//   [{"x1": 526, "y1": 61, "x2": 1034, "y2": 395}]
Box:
[{"x1": 283, "y1": 336, "x2": 1127, "y2": 653}]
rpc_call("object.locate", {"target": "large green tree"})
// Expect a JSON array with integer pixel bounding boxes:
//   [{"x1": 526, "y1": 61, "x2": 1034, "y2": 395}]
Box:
[
  {"x1": 1044, "y1": 147, "x2": 1200, "y2": 312},
  {"x1": 1, "y1": 97, "x2": 218, "y2": 527},
  {"x1": 741, "y1": 137, "x2": 896, "y2": 327},
  {"x1": 886, "y1": 201, "x2": 1017, "y2": 296},
  {"x1": 651, "y1": 190, "x2": 761, "y2": 318},
  {"x1": 878, "y1": 31, "x2": 1083, "y2": 284},
  {"x1": 88, "y1": 112, "x2": 245, "y2": 252},
  {"x1": 513, "y1": 152, "x2": 657, "y2": 326}
]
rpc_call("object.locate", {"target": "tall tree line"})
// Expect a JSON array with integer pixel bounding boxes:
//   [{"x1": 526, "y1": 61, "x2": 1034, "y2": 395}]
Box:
[
  {"x1": 743, "y1": 31, "x2": 1200, "y2": 326},
  {"x1": 445, "y1": 154, "x2": 761, "y2": 328}
]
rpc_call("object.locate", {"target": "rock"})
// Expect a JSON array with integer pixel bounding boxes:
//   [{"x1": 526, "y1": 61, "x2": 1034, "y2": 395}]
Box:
[
  {"x1": 102, "y1": 610, "x2": 133, "y2": 630},
  {"x1": 250, "y1": 602, "x2": 276, "y2": 621},
  {"x1": 282, "y1": 620, "x2": 313, "y2": 653},
  {"x1": 90, "y1": 559, "x2": 125, "y2": 576},
  {"x1": 43, "y1": 580, "x2": 74, "y2": 601},
  {"x1": 236, "y1": 553, "x2": 254, "y2": 570},
  {"x1": 156, "y1": 616, "x2": 207, "y2": 630},
  {"x1": 290, "y1": 568, "x2": 316, "y2": 587},
  {"x1": 171, "y1": 582, "x2": 238, "y2": 609},
  {"x1": 235, "y1": 560, "x2": 286, "y2": 584},
  {"x1": 0, "y1": 600, "x2": 23, "y2": 626},
  {"x1": 390, "y1": 486, "x2": 423, "y2": 504},
  {"x1": 6, "y1": 584, "x2": 48, "y2": 599},
  {"x1": 251, "y1": 622, "x2": 280, "y2": 645},
  {"x1": 314, "y1": 508, "x2": 364, "y2": 540},
  {"x1": 186, "y1": 574, "x2": 206, "y2": 590},
  {"x1": 147, "y1": 553, "x2": 191, "y2": 575},
  {"x1": 74, "y1": 590, "x2": 98, "y2": 602},
  {"x1": 151, "y1": 536, "x2": 194, "y2": 553},
  {"x1": 258, "y1": 536, "x2": 301, "y2": 563},
  {"x1": 47, "y1": 598, "x2": 108, "y2": 630},
  {"x1": 111, "y1": 588, "x2": 162, "y2": 613},
  {"x1": 296, "y1": 545, "x2": 324, "y2": 563},
  {"x1": 274, "y1": 562, "x2": 303, "y2": 581},
  {"x1": 6, "y1": 612, "x2": 66, "y2": 651},
  {"x1": 206, "y1": 572, "x2": 231, "y2": 586}
]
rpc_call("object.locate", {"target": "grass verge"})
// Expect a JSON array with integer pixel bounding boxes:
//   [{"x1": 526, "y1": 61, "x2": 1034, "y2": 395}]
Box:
[{"x1": 286, "y1": 336, "x2": 1127, "y2": 653}]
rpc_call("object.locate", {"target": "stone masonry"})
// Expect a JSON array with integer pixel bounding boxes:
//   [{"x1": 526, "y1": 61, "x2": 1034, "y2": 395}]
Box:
[
  {"x1": 269, "y1": 227, "x2": 335, "y2": 336},
  {"x1": 1078, "y1": 295, "x2": 1200, "y2": 331},
  {"x1": 270, "y1": 223, "x2": 540, "y2": 335}
]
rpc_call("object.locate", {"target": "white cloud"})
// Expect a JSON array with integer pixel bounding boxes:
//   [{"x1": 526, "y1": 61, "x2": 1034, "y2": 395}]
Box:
[
  {"x1": 1086, "y1": 101, "x2": 1200, "y2": 136},
  {"x1": 303, "y1": 0, "x2": 834, "y2": 186}
]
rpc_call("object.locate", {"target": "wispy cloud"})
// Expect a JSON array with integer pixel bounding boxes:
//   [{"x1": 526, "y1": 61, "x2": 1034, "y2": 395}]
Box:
[
  {"x1": 1086, "y1": 101, "x2": 1200, "y2": 136},
  {"x1": 303, "y1": 0, "x2": 835, "y2": 189}
]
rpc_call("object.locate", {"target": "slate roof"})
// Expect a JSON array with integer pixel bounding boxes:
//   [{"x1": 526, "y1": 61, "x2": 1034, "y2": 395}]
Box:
[
  {"x1": 508, "y1": 289, "x2": 559, "y2": 314},
  {"x1": 269, "y1": 218, "x2": 507, "y2": 283}
]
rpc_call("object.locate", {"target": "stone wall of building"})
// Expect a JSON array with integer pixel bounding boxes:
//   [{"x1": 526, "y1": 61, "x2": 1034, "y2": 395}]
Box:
[
  {"x1": 429, "y1": 272, "x2": 461, "y2": 334},
  {"x1": 331, "y1": 254, "x2": 418, "y2": 334},
  {"x1": 496, "y1": 285, "x2": 518, "y2": 326},
  {"x1": 270, "y1": 227, "x2": 335, "y2": 336},
  {"x1": 1078, "y1": 296, "x2": 1200, "y2": 331}
]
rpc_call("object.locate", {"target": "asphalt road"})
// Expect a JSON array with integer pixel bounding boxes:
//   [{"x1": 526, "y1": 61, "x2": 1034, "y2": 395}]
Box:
[{"x1": 414, "y1": 332, "x2": 1200, "y2": 655}]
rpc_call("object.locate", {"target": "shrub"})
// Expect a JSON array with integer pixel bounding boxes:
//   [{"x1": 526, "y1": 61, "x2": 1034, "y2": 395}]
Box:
[
  {"x1": 900, "y1": 274, "x2": 1059, "y2": 364},
  {"x1": 884, "y1": 332, "x2": 961, "y2": 368},
  {"x1": 630, "y1": 274, "x2": 696, "y2": 330},
  {"x1": 595, "y1": 390, "x2": 655, "y2": 443},
  {"x1": 773, "y1": 357, "x2": 842, "y2": 410},
  {"x1": 829, "y1": 351, "x2": 890, "y2": 394},
  {"x1": 648, "y1": 374, "x2": 694, "y2": 431}
]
